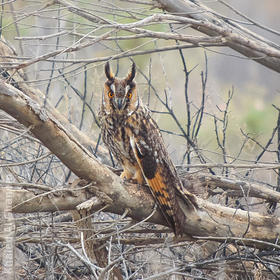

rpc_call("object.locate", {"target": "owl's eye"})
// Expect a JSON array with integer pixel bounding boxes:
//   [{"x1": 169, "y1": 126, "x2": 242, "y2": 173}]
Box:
[
  {"x1": 127, "y1": 92, "x2": 132, "y2": 99},
  {"x1": 108, "y1": 91, "x2": 114, "y2": 98}
]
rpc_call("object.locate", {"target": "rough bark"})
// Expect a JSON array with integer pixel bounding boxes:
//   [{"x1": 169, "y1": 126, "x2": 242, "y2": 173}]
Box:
[
  {"x1": 0, "y1": 80, "x2": 163, "y2": 222},
  {"x1": 0, "y1": 25, "x2": 280, "y2": 249},
  {"x1": 0, "y1": 81, "x2": 280, "y2": 249},
  {"x1": 181, "y1": 172, "x2": 280, "y2": 202}
]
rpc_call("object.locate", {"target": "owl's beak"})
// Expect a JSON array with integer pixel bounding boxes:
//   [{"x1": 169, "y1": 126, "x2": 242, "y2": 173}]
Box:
[{"x1": 116, "y1": 97, "x2": 124, "y2": 110}]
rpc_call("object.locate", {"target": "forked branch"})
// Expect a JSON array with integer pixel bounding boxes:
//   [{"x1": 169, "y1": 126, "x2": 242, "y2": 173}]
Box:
[{"x1": 0, "y1": 80, "x2": 280, "y2": 248}]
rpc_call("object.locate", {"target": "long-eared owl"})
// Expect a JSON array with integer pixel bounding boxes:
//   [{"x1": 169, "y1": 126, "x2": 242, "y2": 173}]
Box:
[{"x1": 99, "y1": 61, "x2": 196, "y2": 235}]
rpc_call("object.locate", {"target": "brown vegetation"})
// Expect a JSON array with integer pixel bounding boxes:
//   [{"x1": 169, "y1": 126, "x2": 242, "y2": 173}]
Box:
[{"x1": 1, "y1": 0, "x2": 280, "y2": 279}]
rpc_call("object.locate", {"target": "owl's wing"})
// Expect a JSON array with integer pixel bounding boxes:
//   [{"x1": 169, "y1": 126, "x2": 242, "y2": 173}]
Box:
[{"x1": 129, "y1": 132, "x2": 180, "y2": 233}]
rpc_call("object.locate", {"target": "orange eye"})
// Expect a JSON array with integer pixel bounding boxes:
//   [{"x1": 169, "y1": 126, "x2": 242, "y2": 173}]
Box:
[
  {"x1": 108, "y1": 91, "x2": 114, "y2": 98},
  {"x1": 127, "y1": 92, "x2": 132, "y2": 99}
]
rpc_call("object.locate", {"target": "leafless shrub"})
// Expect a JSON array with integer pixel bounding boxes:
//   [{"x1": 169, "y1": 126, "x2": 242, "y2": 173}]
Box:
[{"x1": 0, "y1": 1, "x2": 280, "y2": 279}]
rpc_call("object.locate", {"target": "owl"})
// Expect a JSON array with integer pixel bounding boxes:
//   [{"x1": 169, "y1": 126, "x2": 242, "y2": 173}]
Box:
[{"x1": 99, "y1": 61, "x2": 196, "y2": 235}]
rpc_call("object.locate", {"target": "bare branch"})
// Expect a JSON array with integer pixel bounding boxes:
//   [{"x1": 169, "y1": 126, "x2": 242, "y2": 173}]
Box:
[{"x1": 156, "y1": 0, "x2": 280, "y2": 73}]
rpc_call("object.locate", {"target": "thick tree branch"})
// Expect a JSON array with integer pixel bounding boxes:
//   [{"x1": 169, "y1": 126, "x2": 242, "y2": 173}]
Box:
[
  {"x1": 155, "y1": 0, "x2": 280, "y2": 73},
  {"x1": 0, "y1": 80, "x2": 280, "y2": 248},
  {"x1": 0, "y1": 38, "x2": 109, "y2": 161},
  {"x1": 181, "y1": 172, "x2": 280, "y2": 202},
  {"x1": 0, "y1": 188, "x2": 87, "y2": 213},
  {"x1": 0, "y1": 80, "x2": 165, "y2": 224},
  {"x1": 46, "y1": 0, "x2": 280, "y2": 73}
]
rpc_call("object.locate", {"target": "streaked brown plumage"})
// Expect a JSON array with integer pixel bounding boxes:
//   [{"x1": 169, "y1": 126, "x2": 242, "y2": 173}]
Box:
[{"x1": 99, "y1": 61, "x2": 196, "y2": 235}]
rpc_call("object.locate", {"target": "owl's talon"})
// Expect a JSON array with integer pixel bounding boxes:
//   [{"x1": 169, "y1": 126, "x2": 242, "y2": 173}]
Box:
[
  {"x1": 129, "y1": 178, "x2": 140, "y2": 184},
  {"x1": 121, "y1": 176, "x2": 128, "y2": 182}
]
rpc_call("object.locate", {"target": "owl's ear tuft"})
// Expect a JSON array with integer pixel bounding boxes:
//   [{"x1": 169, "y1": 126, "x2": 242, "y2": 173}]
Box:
[
  {"x1": 126, "y1": 62, "x2": 136, "y2": 83},
  {"x1": 105, "y1": 61, "x2": 114, "y2": 81}
]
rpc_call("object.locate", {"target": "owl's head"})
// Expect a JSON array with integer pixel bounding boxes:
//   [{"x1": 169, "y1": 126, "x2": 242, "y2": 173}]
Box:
[{"x1": 102, "y1": 61, "x2": 139, "y2": 116}]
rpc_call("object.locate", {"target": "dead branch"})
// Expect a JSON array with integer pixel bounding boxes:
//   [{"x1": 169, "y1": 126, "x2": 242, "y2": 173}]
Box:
[
  {"x1": 181, "y1": 172, "x2": 280, "y2": 203},
  {"x1": 1, "y1": 2, "x2": 279, "y2": 277},
  {"x1": 72, "y1": 208, "x2": 123, "y2": 280},
  {"x1": 156, "y1": 0, "x2": 280, "y2": 73},
  {"x1": 0, "y1": 81, "x2": 280, "y2": 248},
  {"x1": 0, "y1": 38, "x2": 109, "y2": 162}
]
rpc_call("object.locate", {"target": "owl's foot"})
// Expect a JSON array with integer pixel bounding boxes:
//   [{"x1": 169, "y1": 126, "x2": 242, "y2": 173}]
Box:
[
  {"x1": 132, "y1": 170, "x2": 145, "y2": 185},
  {"x1": 120, "y1": 170, "x2": 133, "y2": 181},
  {"x1": 128, "y1": 178, "x2": 142, "y2": 185},
  {"x1": 120, "y1": 169, "x2": 145, "y2": 185}
]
